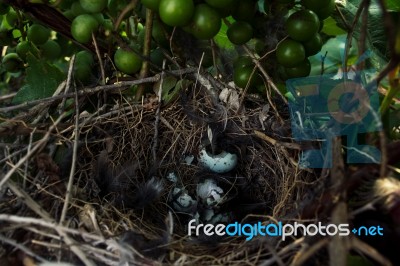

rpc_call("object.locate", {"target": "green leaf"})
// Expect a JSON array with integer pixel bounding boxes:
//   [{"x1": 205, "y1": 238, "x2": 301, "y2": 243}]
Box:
[
  {"x1": 321, "y1": 17, "x2": 347, "y2": 36},
  {"x1": 214, "y1": 17, "x2": 235, "y2": 50},
  {"x1": 385, "y1": 0, "x2": 400, "y2": 12},
  {"x1": 333, "y1": 0, "x2": 389, "y2": 70},
  {"x1": 12, "y1": 54, "x2": 65, "y2": 104},
  {"x1": 161, "y1": 78, "x2": 191, "y2": 105}
]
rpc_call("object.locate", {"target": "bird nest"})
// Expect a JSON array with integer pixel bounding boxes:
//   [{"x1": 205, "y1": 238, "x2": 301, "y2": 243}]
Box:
[{"x1": 0, "y1": 68, "x2": 318, "y2": 265}]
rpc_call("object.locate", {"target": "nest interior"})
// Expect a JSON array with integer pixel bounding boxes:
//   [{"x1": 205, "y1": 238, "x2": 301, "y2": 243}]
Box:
[{"x1": 0, "y1": 70, "x2": 321, "y2": 265}]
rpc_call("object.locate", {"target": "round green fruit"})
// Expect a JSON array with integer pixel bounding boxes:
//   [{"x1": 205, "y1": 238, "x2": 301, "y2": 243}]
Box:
[
  {"x1": 314, "y1": 0, "x2": 335, "y2": 20},
  {"x1": 79, "y1": 0, "x2": 107, "y2": 13},
  {"x1": 71, "y1": 1, "x2": 86, "y2": 16},
  {"x1": 27, "y1": 24, "x2": 51, "y2": 45},
  {"x1": 159, "y1": 0, "x2": 194, "y2": 27},
  {"x1": 71, "y1": 14, "x2": 99, "y2": 43},
  {"x1": 205, "y1": 0, "x2": 234, "y2": 9},
  {"x1": 16, "y1": 40, "x2": 34, "y2": 60},
  {"x1": 152, "y1": 19, "x2": 170, "y2": 47},
  {"x1": 234, "y1": 65, "x2": 262, "y2": 89},
  {"x1": 233, "y1": 56, "x2": 253, "y2": 70},
  {"x1": 74, "y1": 62, "x2": 92, "y2": 83},
  {"x1": 227, "y1": 21, "x2": 253, "y2": 45},
  {"x1": 284, "y1": 59, "x2": 311, "y2": 79},
  {"x1": 74, "y1": 50, "x2": 94, "y2": 83},
  {"x1": 189, "y1": 4, "x2": 221, "y2": 40},
  {"x1": 2, "y1": 53, "x2": 23, "y2": 73},
  {"x1": 41, "y1": 40, "x2": 61, "y2": 60},
  {"x1": 75, "y1": 50, "x2": 94, "y2": 65},
  {"x1": 63, "y1": 10, "x2": 75, "y2": 20},
  {"x1": 276, "y1": 38, "x2": 305, "y2": 67},
  {"x1": 302, "y1": 0, "x2": 334, "y2": 19},
  {"x1": 150, "y1": 48, "x2": 165, "y2": 67},
  {"x1": 285, "y1": 9, "x2": 320, "y2": 42},
  {"x1": 303, "y1": 33, "x2": 322, "y2": 56},
  {"x1": 142, "y1": 0, "x2": 161, "y2": 11},
  {"x1": 5, "y1": 8, "x2": 17, "y2": 26},
  {"x1": 114, "y1": 48, "x2": 142, "y2": 75}
]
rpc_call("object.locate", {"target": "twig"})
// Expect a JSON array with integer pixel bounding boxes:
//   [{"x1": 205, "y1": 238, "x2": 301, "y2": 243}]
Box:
[
  {"x1": 0, "y1": 114, "x2": 65, "y2": 190},
  {"x1": 136, "y1": 8, "x2": 154, "y2": 100},
  {"x1": 357, "y1": 0, "x2": 370, "y2": 71},
  {"x1": 290, "y1": 238, "x2": 330, "y2": 266},
  {"x1": 0, "y1": 92, "x2": 16, "y2": 101},
  {"x1": 3, "y1": 181, "x2": 95, "y2": 265},
  {"x1": 342, "y1": 0, "x2": 368, "y2": 72},
  {"x1": 0, "y1": 68, "x2": 197, "y2": 114},
  {"x1": 0, "y1": 113, "x2": 94, "y2": 265},
  {"x1": 114, "y1": 0, "x2": 138, "y2": 31},
  {"x1": 260, "y1": 237, "x2": 304, "y2": 266},
  {"x1": 92, "y1": 33, "x2": 106, "y2": 85},
  {"x1": 254, "y1": 130, "x2": 301, "y2": 150},
  {"x1": 351, "y1": 237, "x2": 392, "y2": 266},
  {"x1": 152, "y1": 61, "x2": 165, "y2": 164},
  {"x1": 59, "y1": 76, "x2": 80, "y2": 224},
  {"x1": 242, "y1": 45, "x2": 286, "y2": 124},
  {"x1": 243, "y1": 45, "x2": 287, "y2": 105},
  {"x1": 60, "y1": 55, "x2": 75, "y2": 115},
  {"x1": 0, "y1": 214, "x2": 105, "y2": 243},
  {"x1": 0, "y1": 233, "x2": 47, "y2": 263},
  {"x1": 23, "y1": 128, "x2": 36, "y2": 189}
]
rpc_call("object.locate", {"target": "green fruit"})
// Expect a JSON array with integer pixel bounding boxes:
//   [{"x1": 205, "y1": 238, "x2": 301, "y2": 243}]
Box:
[
  {"x1": 303, "y1": 33, "x2": 322, "y2": 56},
  {"x1": 40, "y1": 40, "x2": 61, "y2": 60},
  {"x1": 74, "y1": 62, "x2": 92, "y2": 83},
  {"x1": 276, "y1": 38, "x2": 305, "y2": 67},
  {"x1": 74, "y1": 50, "x2": 94, "y2": 83},
  {"x1": 6, "y1": 8, "x2": 17, "y2": 26},
  {"x1": 302, "y1": 0, "x2": 334, "y2": 19},
  {"x1": 227, "y1": 21, "x2": 253, "y2": 45},
  {"x1": 285, "y1": 9, "x2": 320, "y2": 42},
  {"x1": 314, "y1": 0, "x2": 335, "y2": 20},
  {"x1": 63, "y1": 10, "x2": 75, "y2": 20},
  {"x1": 232, "y1": 0, "x2": 255, "y2": 22},
  {"x1": 234, "y1": 65, "x2": 262, "y2": 89},
  {"x1": 114, "y1": 48, "x2": 142, "y2": 75},
  {"x1": 284, "y1": 58, "x2": 311, "y2": 78},
  {"x1": 205, "y1": 0, "x2": 234, "y2": 9},
  {"x1": 92, "y1": 13, "x2": 105, "y2": 25},
  {"x1": 251, "y1": 38, "x2": 265, "y2": 54},
  {"x1": 71, "y1": 1, "x2": 86, "y2": 16},
  {"x1": 189, "y1": 4, "x2": 221, "y2": 40},
  {"x1": 150, "y1": 48, "x2": 165, "y2": 67},
  {"x1": 233, "y1": 56, "x2": 253, "y2": 70},
  {"x1": 79, "y1": 0, "x2": 107, "y2": 13},
  {"x1": 71, "y1": 14, "x2": 99, "y2": 43},
  {"x1": 142, "y1": 0, "x2": 161, "y2": 11},
  {"x1": 76, "y1": 50, "x2": 94, "y2": 65},
  {"x1": 159, "y1": 0, "x2": 194, "y2": 27},
  {"x1": 28, "y1": 24, "x2": 51, "y2": 45},
  {"x1": 16, "y1": 40, "x2": 34, "y2": 60},
  {"x1": 152, "y1": 19, "x2": 170, "y2": 47},
  {"x1": 2, "y1": 53, "x2": 23, "y2": 73}
]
